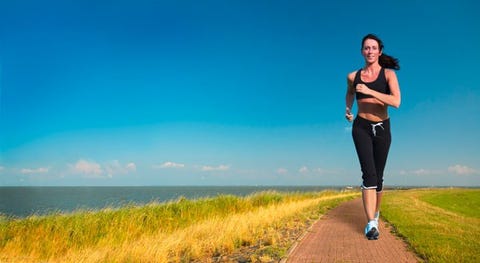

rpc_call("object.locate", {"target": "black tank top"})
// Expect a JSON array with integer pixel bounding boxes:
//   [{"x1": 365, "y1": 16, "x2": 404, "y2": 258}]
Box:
[{"x1": 353, "y1": 67, "x2": 390, "y2": 100}]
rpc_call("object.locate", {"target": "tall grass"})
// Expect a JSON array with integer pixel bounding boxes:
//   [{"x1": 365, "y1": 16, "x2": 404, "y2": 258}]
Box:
[
  {"x1": 382, "y1": 188, "x2": 480, "y2": 263},
  {"x1": 0, "y1": 190, "x2": 359, "y2": 262}
]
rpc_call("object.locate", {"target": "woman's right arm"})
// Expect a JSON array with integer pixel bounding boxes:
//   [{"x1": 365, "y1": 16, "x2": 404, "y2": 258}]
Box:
[{"x1": 345, "y1": 73, "x2": 355, "y2": 122}]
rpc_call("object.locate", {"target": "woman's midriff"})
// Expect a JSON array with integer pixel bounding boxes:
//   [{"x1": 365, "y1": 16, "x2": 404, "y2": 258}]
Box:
[{"x1": 357, "y1": 98, "x2": 388, "y2": 122}]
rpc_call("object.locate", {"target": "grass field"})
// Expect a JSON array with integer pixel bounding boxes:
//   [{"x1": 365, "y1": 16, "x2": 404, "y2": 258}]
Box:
[
  {"x1": 3, "y1": 188, "x2": 476, "y2": 262},
  {"x1": 382, "y1": 188, "x2": 480, "y2": 263},
  {"x1": 0, "y1": 190, "x2": 359, "y2": 262}
]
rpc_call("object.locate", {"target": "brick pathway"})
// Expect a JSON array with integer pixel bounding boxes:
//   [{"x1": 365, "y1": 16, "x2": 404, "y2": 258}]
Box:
[{"x1": 285, "y1": 198, "x2": 420, "y2": 263}]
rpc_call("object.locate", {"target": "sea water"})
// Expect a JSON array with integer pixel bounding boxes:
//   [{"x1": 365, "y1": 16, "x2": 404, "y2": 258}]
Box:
[{"x1": 0, "y1": 186, "x2": 340, "y2": 218}]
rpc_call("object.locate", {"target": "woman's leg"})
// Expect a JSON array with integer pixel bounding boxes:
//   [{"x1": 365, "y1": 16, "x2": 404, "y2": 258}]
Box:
[
  {"x1": 352, "y1": 117, "x2": 377, "y2": 222},
  {"x1": 372, "y1": 119, "x2": 391, "y2": 219},
  {"x1": 375, "y1": 191, "x2": 383, "y2": 216},
  {"x1": 363, "y1": 189, "x2": 376, "y2": 221}
]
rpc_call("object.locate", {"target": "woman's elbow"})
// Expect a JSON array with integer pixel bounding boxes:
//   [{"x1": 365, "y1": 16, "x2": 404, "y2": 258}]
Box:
[{"x1": 392, "y1": 98, "x2": 401, "y2": 108}]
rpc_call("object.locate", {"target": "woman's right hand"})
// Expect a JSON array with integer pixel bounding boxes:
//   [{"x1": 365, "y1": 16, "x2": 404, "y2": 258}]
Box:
[{"x1": 345, "y1": 107, "x2": 354, "y2": 122}]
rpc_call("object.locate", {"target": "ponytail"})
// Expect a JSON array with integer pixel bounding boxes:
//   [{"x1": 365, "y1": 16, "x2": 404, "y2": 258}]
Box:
[
  {"x1": 379, "y1": 53, "x2": 400, "y2": 70},
  {"x1": 362, "y1": 33, "x2": 400, "y2": 70}
]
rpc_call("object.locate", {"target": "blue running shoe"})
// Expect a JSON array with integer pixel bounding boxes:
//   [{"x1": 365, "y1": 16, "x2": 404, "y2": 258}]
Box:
[{"x1": 364, "y1": 220, "x2": 379, "y2": 240}]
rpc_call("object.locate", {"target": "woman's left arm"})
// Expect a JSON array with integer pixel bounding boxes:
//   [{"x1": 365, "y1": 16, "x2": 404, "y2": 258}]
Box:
[{"x1": 356, "y1": 69, "x2": 401, "y2": 108}]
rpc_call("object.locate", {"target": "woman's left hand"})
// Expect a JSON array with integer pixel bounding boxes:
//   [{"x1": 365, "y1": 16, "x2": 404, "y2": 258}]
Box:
[{"x1": 356, "y1": 84, "x2": 371, "y2": 95}]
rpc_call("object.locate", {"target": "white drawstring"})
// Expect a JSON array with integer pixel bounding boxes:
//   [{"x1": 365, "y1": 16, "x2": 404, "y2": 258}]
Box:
[{"x1": 371, "y1": 122, "x2": 384, "y2": 136}]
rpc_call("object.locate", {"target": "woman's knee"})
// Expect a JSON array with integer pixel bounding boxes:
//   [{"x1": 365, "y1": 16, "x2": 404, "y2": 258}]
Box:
[{"x1": 361, "y1": 172, "x2": 377, "y2": 190}]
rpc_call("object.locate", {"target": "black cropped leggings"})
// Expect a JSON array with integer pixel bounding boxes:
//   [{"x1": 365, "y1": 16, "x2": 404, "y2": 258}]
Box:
[{"x1": 352, "y1": 116, "x2": 391, "y2": 192}]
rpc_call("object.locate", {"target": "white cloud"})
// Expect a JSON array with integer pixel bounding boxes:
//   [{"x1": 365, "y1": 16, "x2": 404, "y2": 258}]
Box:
[
  {"x1": 399, "y1": 169, "x2": 442, "y2": 176},
  {"x1": 313, "y1": 168, "x2": 331, "y2": 175},
  {"x1": 105, "y1": 160, "x2": 121, "y2": 176},
  {"x1": 448, "y1": 164, "x2": 479, "y2": 176},
  {"x1": 201, "y1": 165, "x2": 230, "y2": 172},
  {"x1": 20, "y1": 167, "x2": 49, "y2": 174},
  {"x1": 413, "y1": 169, "x2": 438, "y2": 176},
  {"x1": 105, "y1": 160, "x2": 137, "y2": 177},
  {"x1": 299, "y1": 166, "x2": 309, "y2": 174},
  {"x1": 155, "y1": 161, "x2": 185, "y2": 169},
  {"x1": 73, "y1": 159, "x2": 103, "y2": 176},
  {"x1": 126, "y1": 162, "x2": 136, "y2": 171},
  {"x1": 399, "y1": 165, "x2": 479, "y2": 177},
  {"x1": 276, "y1": 168, "x2": 288, "y2": 175},
  {"x1": 68, "y1": 159, "x2": 135, "y2": 179}
]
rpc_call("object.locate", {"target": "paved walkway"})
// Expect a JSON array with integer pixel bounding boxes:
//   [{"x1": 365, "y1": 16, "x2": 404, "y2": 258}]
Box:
[{"x1": 285, "y1": 198, "x2": 420, "y2": 263}]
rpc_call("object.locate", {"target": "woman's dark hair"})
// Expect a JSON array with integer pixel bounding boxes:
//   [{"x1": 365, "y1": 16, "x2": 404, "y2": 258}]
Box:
[{"x1": 362, "y1": 34, "x2": 400, "y2": 70}]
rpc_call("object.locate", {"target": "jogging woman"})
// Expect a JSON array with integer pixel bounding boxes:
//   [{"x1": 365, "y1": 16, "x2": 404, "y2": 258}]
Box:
[{"x1": 345, "y1": 33, "x2": 401, "y2": 240}]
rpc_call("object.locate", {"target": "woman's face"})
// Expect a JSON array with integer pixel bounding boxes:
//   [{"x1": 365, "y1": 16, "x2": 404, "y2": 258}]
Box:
[{"x1": 362, "y1": 38, "x2": 382, "y2": 64}]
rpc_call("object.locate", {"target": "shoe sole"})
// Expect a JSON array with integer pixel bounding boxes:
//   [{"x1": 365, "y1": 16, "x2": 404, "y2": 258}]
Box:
[{"x1": 366, "y1": 227, "x2": 379, "y2": 240}]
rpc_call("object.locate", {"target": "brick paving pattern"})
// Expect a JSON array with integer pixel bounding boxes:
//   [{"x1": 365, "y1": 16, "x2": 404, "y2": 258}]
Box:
[{"x1": 285, "y1": 198, "x2": 420, "y2": 263}]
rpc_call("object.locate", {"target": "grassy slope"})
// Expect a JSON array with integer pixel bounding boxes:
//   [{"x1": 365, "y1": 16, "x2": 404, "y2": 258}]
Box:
[
  {"x1": 0, "y1": 190, "x2": 359, "y2": 262},
  {"x1": 382, "y1": 188, "x2": 480, "y2": 263}
]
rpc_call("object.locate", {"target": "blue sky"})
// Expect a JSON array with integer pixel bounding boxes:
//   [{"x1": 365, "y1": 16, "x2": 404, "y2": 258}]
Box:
[{"x1": 1, "y1": 0, "x2": 479, "y2": 186}]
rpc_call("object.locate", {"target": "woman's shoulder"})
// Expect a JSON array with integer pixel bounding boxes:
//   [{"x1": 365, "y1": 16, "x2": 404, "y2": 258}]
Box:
[
  {"x1": 384, "y1": 68, "x2": 398, "y2": 80},
  {"x1": 347, "y1": 70, "x2": 358, "y2": 82}
]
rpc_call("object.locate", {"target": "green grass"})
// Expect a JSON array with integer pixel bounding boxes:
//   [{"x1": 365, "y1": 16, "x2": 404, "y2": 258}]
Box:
[
  {"x1": 419, "y1": 189, "x2": 480, "y2": 218},
  {"x1": 0, "y1": 190, "x2": 359, "y2": 262},
  {"x1": 382, "y1": 188, "x2": 480, "y2": 263},
  {"x1": 11, "y1": 188, "x2": 477, "y2": 262}
]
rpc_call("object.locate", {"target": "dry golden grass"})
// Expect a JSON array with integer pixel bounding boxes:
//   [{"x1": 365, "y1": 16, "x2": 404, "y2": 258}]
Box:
[{"x1": 0, "y1": 190, "x2": 358, "y2": 262}]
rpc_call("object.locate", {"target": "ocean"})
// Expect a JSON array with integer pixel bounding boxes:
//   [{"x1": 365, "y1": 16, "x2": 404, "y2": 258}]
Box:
[{"x1": 0, "y1": 186, "x2": 342, "y2": 218}]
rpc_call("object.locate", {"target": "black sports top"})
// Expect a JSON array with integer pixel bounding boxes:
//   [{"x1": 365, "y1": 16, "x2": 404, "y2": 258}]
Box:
[{"x1": 353, "y1": 67, "x2": 390, "y2": 100}]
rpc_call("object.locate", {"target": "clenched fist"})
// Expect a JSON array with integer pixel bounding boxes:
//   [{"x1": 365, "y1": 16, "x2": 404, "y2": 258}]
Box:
[
  {"x1": 345, "y1": 107, "x2": 353, "y2": 122},
  {"x1": 356, "y1": 83, "x2": 371, "y2": 95}
]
